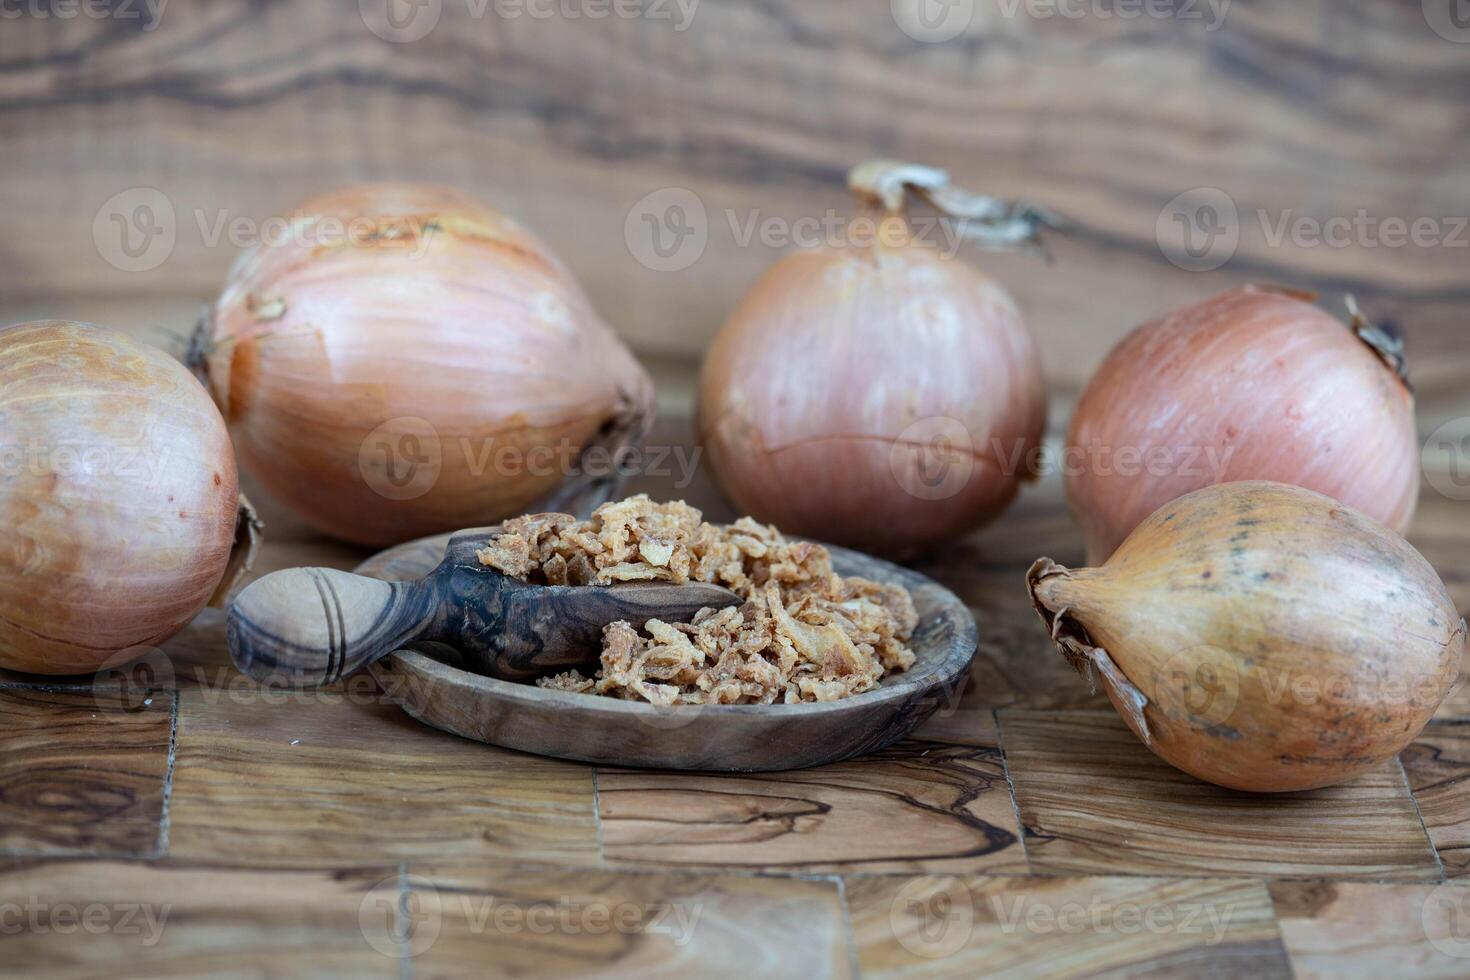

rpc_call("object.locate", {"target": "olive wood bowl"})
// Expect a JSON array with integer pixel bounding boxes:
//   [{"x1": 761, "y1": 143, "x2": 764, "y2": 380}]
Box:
[{"x1": 360, "y1": 533, "x2": 977, "y2": 771}]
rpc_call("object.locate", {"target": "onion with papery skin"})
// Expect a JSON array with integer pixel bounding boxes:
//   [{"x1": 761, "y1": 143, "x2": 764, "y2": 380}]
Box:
[
  {"x1": 1067, "y1": 285, "x2": 1418, "y2": 565},
  {"x1": 193, "y1": 183, "x2": 654, "y2": 546},
  {"x1": 0, "y1": 322, "x2": 257, "y2": 675},
  {"x1": 698, "y1": 161, "x2": 1053, "y2": 555},
  {"x1": 1029, "y1": 481, "x2": 1464, "y2": 792}
]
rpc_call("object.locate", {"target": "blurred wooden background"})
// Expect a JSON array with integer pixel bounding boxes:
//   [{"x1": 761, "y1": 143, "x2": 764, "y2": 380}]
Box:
[{"x1": 0, "y1": 0, "x2": 1467, "y2": 424}]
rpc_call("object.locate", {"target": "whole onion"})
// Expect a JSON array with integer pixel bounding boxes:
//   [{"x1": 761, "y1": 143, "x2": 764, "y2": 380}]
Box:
[
  {"x1": 1067, "y1": 285, "x2": 1418, "y2": 564},
  {"x1": 0, "y1": 321, "x2": 256, "y2": 675},
  {"x1": 698, "y1": 161, "x2": 1052, "y2": 555},
  {"x1": 1029, "y1": 481, "x2": 1464, "y2": 792},
  {"x1": 194, "y1": 183, "x2": 654, "y2": 546}
]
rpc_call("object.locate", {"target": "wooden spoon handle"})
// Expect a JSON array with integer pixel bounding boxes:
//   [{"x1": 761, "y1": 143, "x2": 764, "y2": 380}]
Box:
[{"x1": 227, "y1": 567, "x2": 438, "y2": 687}]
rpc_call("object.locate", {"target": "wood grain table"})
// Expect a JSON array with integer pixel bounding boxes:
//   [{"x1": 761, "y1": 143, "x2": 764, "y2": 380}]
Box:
[
  {"x1": 4, "y1": 4, "x2": 1470, "y2": 976},
  {"x1": 3, "y1": 411, "x2": 1469, "y2": 979}
]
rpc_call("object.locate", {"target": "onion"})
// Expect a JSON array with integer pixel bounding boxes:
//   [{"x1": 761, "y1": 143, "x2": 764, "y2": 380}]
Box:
[
  {"x1": 0, "y1": 321, "x2": 257, "y2": 675},
  {"x1": 1028, "y1": 481, "x2": 1464, "y2": 792},
  {"x1": 697, "y1": 161, "x2": 1054, "y2": 555},
  {"x1": 1067, "y1": 285, "x2": 1418, "y2": 564},
  {"x1": 193, "y1": 183, "x2": 654, "y2": 546}
]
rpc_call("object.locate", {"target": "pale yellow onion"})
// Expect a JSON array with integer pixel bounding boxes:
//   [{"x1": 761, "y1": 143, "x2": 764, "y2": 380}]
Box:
[
  {"x1": 195, "y1": 183, "x2": 654, "y2": 546},
  {"x1": 1029, "y1": 481, "x2": 1464, "y2": 792},
  {"x1": 1067, "y1": 285, "x2": 1418, "y2": 564},
  {"x1": 0, "y1": 321, "x2": 255, "y2": 675},
  {"x1": 698, "y1": 165, "x2": 1049, "y2": 555}
]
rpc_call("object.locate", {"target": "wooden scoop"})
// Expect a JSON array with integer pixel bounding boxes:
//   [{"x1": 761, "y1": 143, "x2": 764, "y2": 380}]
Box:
[{"x1": 227, "y1": 528, "x2": 741, "y2": 688}]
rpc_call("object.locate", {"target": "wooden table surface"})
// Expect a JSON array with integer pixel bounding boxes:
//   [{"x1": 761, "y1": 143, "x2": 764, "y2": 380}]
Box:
[
  {"x1": 4, "y1": 405, "x2": 1470, "y2": 979},
  {"x1": 4, "y1": 4, "x2": 1470, "y2": 976}
]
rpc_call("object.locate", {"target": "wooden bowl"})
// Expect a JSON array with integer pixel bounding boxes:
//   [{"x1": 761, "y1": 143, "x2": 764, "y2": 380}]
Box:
[{"x1": 361, "y1": 533, "x2": 977, "y2": 771}]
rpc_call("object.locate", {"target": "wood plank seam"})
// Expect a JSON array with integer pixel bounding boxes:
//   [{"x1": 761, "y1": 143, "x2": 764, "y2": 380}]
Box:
[
  {"x1": 0, "y1": 679, "x2": 118, "y2": 692},
  {"x1": 394, "y1": 862, "x2": 411, "y2": 980},
  {"x1": 840, "y1": 867, "x2": 1447, "y2": 887},
  {"x1": 590, "y1": 766, "x2": 607, "y2": 861},
  {"x1": 155, "y1": 694, "x2": 181, "y2": 860},
  {"x1": 1398, "y1": 755, "x2": 1449, "y2": 883},
  {"x1": 992, "y1": 708, "x2": 1034, "y2": 873},
  {"x1": 832, "y1": 874, "x2": 862, "y2": 980}
]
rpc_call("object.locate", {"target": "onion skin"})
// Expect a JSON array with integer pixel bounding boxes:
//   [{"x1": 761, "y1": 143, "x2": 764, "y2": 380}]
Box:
[
  {"x1": 698, "y1": 217, "x2": 1046, "y2": 555},
  {"x1": 1067, "y1": 285, "x2": 1418, "y2": 565},
  {"x1": 0, "y1": 322, "x2": 243, "y2": 675},
  {"x1": 198, "y1": 183, "x2": 654, "y2": 546},
  {"x1": 1029, "y1": 481, "x2": 1465, "y2": 793}
]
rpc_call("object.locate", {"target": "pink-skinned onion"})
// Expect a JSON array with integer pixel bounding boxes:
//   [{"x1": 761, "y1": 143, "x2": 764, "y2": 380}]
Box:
[
  {"x1": 1067, "y1": 285, "x2": 1418, "y2": 564},
  {"x1": 697, "y1": 161, "x2": 1055, "y2": 555},
  {"x1": 193, "y1": 183, "x2": 654, "y2": 546},
  {"x1": 0, "y1": 321, "x2": 257, "y2": 676}
]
